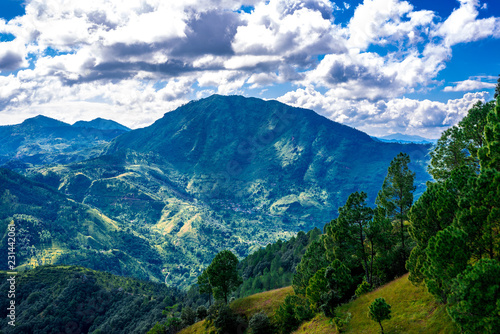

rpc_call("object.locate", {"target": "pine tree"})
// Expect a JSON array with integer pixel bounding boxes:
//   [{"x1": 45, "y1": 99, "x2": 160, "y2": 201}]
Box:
[
  {"x1": 205, "y1": 250, "x2": 242, "y2": 304},
  {"x1": 368, "y1": 298, "x2": 391, "y2": 334},
  {"x1": 376, "y1": 153, "x2": 415, "y2": 267}
]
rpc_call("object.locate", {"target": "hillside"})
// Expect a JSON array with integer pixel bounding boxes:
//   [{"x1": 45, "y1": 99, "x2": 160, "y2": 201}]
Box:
[
  {"x1": 0, "y1": 115, "x2": 128, "y2": 168},
  {"x1": 73, "y1": 117, "x2": 131, "y2": 131},
  {"x1": 178, "y1": 286, "x2": 294, "y2": 334},
  {"x1": 0, "y1": 265, "x2": 185, "y2": 334},
  {"x1": 0, "y1": 168, "x2": 163, "y2": 281},
  {"x1": 295, "y1": 274, "x2": 457, "y2": 333},
  {"x1": 25, "y1": 95, "x2": 432, "y2": 288},
  {"x1": 179, "y1": 275, "x2": 457, "y2": 334}
]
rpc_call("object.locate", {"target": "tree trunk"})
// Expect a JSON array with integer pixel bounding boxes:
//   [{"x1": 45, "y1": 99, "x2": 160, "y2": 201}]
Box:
[{"x1": 379, "y1": 321, "x2": 384, "y2": 334}]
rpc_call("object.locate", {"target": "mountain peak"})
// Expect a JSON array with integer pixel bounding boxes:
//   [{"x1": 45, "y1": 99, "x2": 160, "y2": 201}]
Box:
[
  {"x1": 73, "y1": 118, "x2": 130, "y2": 131},
  {"x1": 21, "y1": 115, "x2": 69, "y2": 128}
]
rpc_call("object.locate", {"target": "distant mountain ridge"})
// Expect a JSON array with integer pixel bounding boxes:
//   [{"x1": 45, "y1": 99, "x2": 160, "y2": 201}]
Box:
[
  {"x1": 0, "y1": 115, "x2": 129, "y2": 168},
  {"x1": 73, "y1": 117, "x2": 131, "y2": 131},
  {"x1": 374, "y1": 133, "x2": 437, "y2": 144},
  {"x1": 26, "y1": 94, "x2": 433, "y2": 288}
]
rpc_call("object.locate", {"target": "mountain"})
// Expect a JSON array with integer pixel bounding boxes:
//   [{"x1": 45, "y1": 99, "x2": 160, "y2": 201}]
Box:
[
  {"x1": 0, "y1": 168, "x2": 163, "y2": 281},
  {"x1": 0, "y1": 115, "x2": 129, "y2": 169},
  {"x1": 0, "y1": 265, "x2": 185, "y2": 334},
  {"x1": 73, "y1": 117, "x2": 131, "y2": 131},
  {"x1": 374, "y1": 133, "x2": 437, "y2": 144},
  {"x1": 26, "y1": 95, "x2": 432, "y2": 288}
]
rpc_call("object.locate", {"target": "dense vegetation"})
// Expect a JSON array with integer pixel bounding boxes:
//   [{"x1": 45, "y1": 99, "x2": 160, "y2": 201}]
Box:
[
  {"x1": 236, "y1": 227, "x2": 322, "y2": 298},
  {"x1": 25, "y1": 95, "x2": 431, "y2": 288},
  {"x1": 0, "y1": 266, "x2": 186, "y2": 333},
  {"x1": 0, "y1": 168, "x2": 164, "y2": 281},
  {"x1": 0, "y1": 115, "x2": 128, "y2": 168},
  {"x1": 179, "y1": 95, "x2": 499, "y2": 334}
]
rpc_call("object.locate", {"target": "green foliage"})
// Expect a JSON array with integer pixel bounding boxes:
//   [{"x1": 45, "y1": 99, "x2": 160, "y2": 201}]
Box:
[
  {"x1": 196, "y1": 305, "x2": 208, "y2": 320},
  {"x1": 292, "y1": 233, "x2": 329, "y2": 295},
  {"x1": 429, "y1": 101, "x2": 493, "y2": 181},
  {"x1": 0, "y1": 265, "x2": 186, "y2": 334},
  {"x1": 208, "y1": 302, "x2": 246, "y2": 334},
  {"x1": 376, "y1": 152, "x2": 416, "y2": 272},
  {"x1": 274, "y1": 295, "x2": 314, "y2": 334},
  {"x1": 248, "y1": 312, "x2": 272, "y2": 334},
  {"x1": 355, "y1": 281, "x2": 372, "y2": 297},
  {"x1": 333, "y1": 312, "x2": 351, "y2": 333},
  {"x1": 205, "y1": 250, "x2": 242, "y2": 304},
  {"x1": 424, "y1": 226, "x2": 471, "y2": 303},
  {"x1": 238, "y1": 228, "x2": 322, "y2": 298},
  {"x1": 447, "y1": 259, "x2": 500, "y2": 333},
  {"x1": 368, "y1": 298, "x2": 391, "y2": 334},
  {"x1": 306, "y1": 268, "x2": 328, "y2": 309},
  {"x1": 180, "y1": 306, "x2": 196, "y2": 327}
]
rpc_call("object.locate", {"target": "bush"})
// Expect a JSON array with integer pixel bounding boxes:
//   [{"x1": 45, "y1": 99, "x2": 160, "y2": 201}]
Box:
[
  {"x1": 368, "y1": 298, "x2": 391, "y2": 334},
  {"x1": 213, "y1": 304, "x2": 246, "y2": 334},
  {"x1": 248, "y1": 312, "x2": 272, "y2": 334},
  {"x1": 196, "y1": 305, "x2": 208, "y2": 320},
  {"x1": 180, "y1": 306, "x2": 196, "y2": 326},
  {"x1": 274, "y1": 295, "x2": 314, "y2": 334},
  {"x1": 447, "y1": 259, "x2": 500, "y2": 333},
  {"x1": 355, "y1": 281, "x2": 372, "y2": 297}
]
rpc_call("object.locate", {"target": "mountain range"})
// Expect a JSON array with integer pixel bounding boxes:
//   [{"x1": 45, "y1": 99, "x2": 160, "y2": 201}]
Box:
[
  {"x1": 1, "y1": 95, "x2": 433, "y2": 288},
  {"x1": 373, "y1": 133, "x2": 437, "y2": 145},
  {"x1": 0, "y1": 115, "x2": 129, "y2": 169}
]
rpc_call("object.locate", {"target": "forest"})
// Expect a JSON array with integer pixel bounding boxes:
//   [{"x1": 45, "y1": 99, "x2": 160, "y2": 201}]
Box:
[{"x1": 153, "y1": 94, "x2": 500, "y2": 334}]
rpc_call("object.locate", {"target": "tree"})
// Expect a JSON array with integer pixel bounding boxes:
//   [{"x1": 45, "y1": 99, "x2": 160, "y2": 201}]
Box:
[
  {"x1": 293, "y1": 237, "x2": 329, "y2": 295},
  {"x1": 197, "y1": 270, "x2": 213, "y2": 306},
  {"x1": 368, "y1": 298, "x2": 391, "y2": 334},
  {"x1": 376, "y1": 152, "x2": 415, "y2": 267},
  {"x1": 274, "y1": 295, "x2": 314, "y2": 334},
  {"x1": 325, "y1": 192, "x2": 374, "y2": 283},
  {"x1": 180, "y1": 306, "x2": 196, "y2": 327},
  {"x1": 424, "y1": 226, "x2": 471, "y2": 303},
  {"x1": 206, "y1": 250, "x2": 243, "y2": 304},
  {"x1": 407, "y1": 166, "x2": 474, "y2": 285},
  {"x1": 321, "y1": 260, "x2": 353, "y2": 317},
  {"x1": 448, "y1": 259, "x2": 500, "y2": 333},
  {"x1": 429, "y1": 100, "x2": 492, "y2": 181},
  {"x1": 248, "y1": 312, "x2": 272, "y2": 334},
  {"x1": 306, "y1": 267, "x2": 328, "y2": 309}
]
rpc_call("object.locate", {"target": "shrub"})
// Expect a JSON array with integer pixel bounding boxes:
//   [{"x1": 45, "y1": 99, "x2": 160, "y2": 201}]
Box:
[
  {"x1": 180, "y1": 306, "x2": 196, "y2": 326},
  {"x1": 355, "y1": 281, "x2": 372, "y2": 297},
  {"x1": 248, "y1": 312, "x2": 272, "y2": 334},
  {"x1": 368, "y1": 298, "x2": 391, "y2": 334},
  {"x1": 274, "y1": 295, "x2": 314, "y2": 334},
  {"x1": 196, "y1": 305, "x2": 208, "y2": 320}
]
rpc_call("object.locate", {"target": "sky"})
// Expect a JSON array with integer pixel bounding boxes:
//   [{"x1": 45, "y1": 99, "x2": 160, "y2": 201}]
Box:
[{"x1": 0, "y1": 0, "x2": 499, "y2": 138}]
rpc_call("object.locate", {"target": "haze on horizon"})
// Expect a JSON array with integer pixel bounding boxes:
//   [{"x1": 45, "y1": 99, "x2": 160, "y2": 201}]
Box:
[{"x1": 0, "y1": 0, "x2": 499, "y2": 138}]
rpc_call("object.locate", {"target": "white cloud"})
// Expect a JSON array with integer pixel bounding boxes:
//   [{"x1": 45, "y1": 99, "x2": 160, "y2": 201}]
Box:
[
  {"x1": 278, "y1": 87, "x2": 489, "y2": 138},
  {"x1": 444, "y1": 79, "x2": 496, "y2": 92},
  {"x1": 0, "y1": 0, "x2": 498, "y2": 137},
  {"x1": 435, "y1": 0, "x2": 500, "y2": 46}
]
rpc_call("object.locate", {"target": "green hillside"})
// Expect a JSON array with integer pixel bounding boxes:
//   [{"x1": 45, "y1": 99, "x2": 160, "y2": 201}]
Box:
[
  {"x1": 27, "y1": 95, "x2": 432, "y2": 288},
  {"x1": 0, "y1": 265, "x2": 185, "y2": 334},
  {"x1": 0, "y1": 115, "x2": 128, "y2": 168},
  {"x1": 294, "y1": 274, "x2": 457, "y2": 333},
  {"x1": 178, "y1": 275, "x2": 457, "y2": 334},
  {"x1": 0, "y1": 168, "x2": 163, "y2": 281}
]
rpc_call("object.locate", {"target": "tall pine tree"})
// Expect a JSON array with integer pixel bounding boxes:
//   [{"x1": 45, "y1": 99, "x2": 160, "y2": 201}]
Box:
[{"x1": 376, "y1": 152, "x2": 415, "y2": 269}]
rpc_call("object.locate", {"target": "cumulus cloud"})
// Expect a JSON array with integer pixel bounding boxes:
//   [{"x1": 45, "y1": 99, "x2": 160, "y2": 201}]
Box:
[
  {"x1": 0, "y1": 0, "x2": 498, "y2": 137},
  {"x1": 444, "y1": 79, "x2": 496, "y2": 92},
  {"x1": 278, "y1": 87, "x2": 489, "y2": 138}
]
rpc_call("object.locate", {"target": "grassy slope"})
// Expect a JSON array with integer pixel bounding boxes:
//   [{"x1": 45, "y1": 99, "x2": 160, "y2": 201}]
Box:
[
  {"x1": 178, "y1": 286, "x2": 293, "y2": 334},
  {"x1": 180, "y1": 275, "x2": 458, "y2": 334},
  {"x1": 294, "y1": 274, "x2": 458, "y2": 334}
]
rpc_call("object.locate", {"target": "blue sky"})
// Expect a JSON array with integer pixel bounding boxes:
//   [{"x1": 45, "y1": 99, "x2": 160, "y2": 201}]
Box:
[{"x1": 0, "y1": 0, "x2": 499, "y2": 138}]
